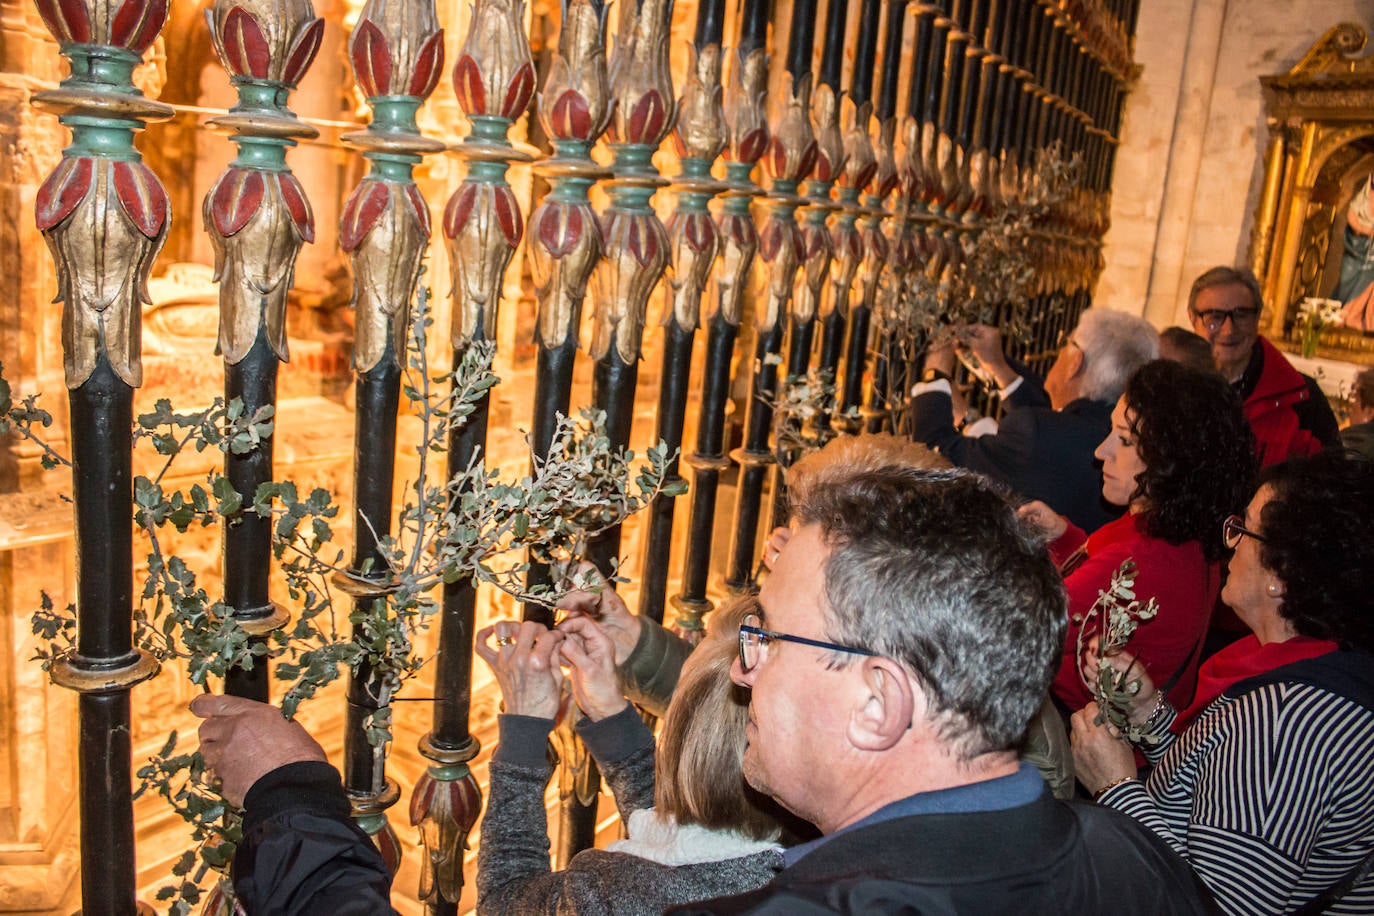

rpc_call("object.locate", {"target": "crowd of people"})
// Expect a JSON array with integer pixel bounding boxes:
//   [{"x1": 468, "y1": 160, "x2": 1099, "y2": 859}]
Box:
[{"x1": 192, "y1": 265, "x2": 1373, "y2": 914}]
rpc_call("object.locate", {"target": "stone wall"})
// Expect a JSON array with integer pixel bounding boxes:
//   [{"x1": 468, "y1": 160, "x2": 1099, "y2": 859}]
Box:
[{"x1": 1096, "y1": 0, "x2": 1374, "y2": 327}]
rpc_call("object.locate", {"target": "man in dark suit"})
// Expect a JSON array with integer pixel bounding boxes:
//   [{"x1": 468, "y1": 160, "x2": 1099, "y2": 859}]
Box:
[
  {"x1": 908, "y1": 309, "x2": 1158, "y2": 533},
  {"x1": 673, "y1": 467, "x2": 1213, "y2": 915}
]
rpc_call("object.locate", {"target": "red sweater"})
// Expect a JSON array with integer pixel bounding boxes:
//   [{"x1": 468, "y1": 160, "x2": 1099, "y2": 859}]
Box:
[
  {"x1": 1050, "y1": 513, "x2": 1219, "y2": 713},
  {"x1": 1171, "y1": 633, "x2": 1337, "y2": 732}
]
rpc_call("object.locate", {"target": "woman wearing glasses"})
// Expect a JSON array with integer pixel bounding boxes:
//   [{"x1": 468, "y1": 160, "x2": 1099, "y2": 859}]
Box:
[
  {"x1": 1022, "y1": 360, "x2": 1256, "y2": 718},
  {"x1": 1071, "y1": 451, "x2": 1374, "y2": 913},
  {"x1": 474, "y1": 597, "x2": 784, "y2": 915}
]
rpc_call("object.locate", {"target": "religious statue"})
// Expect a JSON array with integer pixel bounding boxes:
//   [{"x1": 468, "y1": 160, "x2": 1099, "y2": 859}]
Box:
[{"x1": 1334, "y1": 174, "x2": 1374, "y2": 331}]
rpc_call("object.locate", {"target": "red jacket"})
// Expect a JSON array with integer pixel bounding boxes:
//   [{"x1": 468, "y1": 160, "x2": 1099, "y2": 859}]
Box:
[
  {"x1": 1244, "y1": 338, "x2": 1330, "y2": 467},
  {"x1": 1050, "y1": 513, "x2": 1218, "y2": 713}
]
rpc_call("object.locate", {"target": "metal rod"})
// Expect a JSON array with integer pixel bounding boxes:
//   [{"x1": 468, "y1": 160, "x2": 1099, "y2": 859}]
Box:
[
  {"x1": 525, "y1": 0, "x2": 613, "y2": 620},
  {"x1": 31, "y1": 2, "x2": 169, "y2": 902},
  {"x1": 725, "y1": 26, "x2": 814, "y2": 589},
  {"x1": 671, "y1": 32, "x2": 769, "y2": 635},
  {"x1": 222, "y1": 336, "x2": 278, "y2": 701},
  {"x1": 637, "y1": 26, "x2": 727, "y2": 625}
]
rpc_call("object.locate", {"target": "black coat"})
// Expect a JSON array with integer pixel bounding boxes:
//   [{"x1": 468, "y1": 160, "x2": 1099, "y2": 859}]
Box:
[
  {"x1": 233, "y1": 761, "x2": 397, "y2": 915},
  {"x1": 670, "y1": 791, "x2": 1217, "y2": 915},
  {"x1": 909, "y1": 381, "x2": 1118, "y2": 533}
]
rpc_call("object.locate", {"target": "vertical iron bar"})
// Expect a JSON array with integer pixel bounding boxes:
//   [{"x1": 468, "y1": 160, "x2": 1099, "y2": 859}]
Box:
[
  {"x1": 31, "y1": 3, "x2": 169, "y2": 903},
  {"x1": 671, "y1": 33, "x2": 769, "y2": 636},
  {"x1": 725, "y1": 0, "x2": 816, "y2": 586},
  {"x1": 637, "y1": 26, "x2": 727, "y2": 625},
  {"x1": 203, "y1": 0, "x2": 324, "y2": 704},
  {"x1": 525, "y1": 0, "x2": 613, "y2": 620},
  {"x1": 831, "y1": 0, "x2": 882, "y2": 434},
  {"x1": 338, "y1": 0, "x2": 453, "y2": 895}
]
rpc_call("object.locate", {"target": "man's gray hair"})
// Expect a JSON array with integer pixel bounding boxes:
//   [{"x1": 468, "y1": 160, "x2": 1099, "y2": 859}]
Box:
[
  {"x1": 1187, "y1": 266, "x2": 1263, "y2": 315},
  {"x1": 790, "y1": 466, "x2": 1067, "y2": 760},
  {"x1": 1073, "y1": 307, "x2": 1159, "y2": 404}
]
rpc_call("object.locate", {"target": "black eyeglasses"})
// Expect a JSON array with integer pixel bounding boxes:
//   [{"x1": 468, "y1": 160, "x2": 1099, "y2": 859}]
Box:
[
  {"x1": 1222, "y1": 514, "x2": 1266, "y2": 550},
  {"x1": 1193, "y1": 308, "x2": 1260, "y2": 333},
  {"x1": 738, "y1": 612, "x2": 875, "y2": 673}
]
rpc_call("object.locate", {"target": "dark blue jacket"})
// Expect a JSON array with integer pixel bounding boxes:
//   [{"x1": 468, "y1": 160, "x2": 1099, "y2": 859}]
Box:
[{"x1": 908, "y1": 374, "x2": 1118, "y2": 533}]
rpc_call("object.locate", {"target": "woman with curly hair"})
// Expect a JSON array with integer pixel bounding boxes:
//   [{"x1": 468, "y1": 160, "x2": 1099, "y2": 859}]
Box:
[
  {"x1": 1072, "y1": 451, "x2": 1374, "y2": 913},
  {"x1": 1021, "y1": 359, "x2": 1256, "y2": 715}
]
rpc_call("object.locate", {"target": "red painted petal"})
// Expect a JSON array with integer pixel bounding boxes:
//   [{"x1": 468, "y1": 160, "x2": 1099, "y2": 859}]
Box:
[
  {"x1": 34, "y1": 0, "x2": 90, "y2": 43},
  {"x1": 282, "y1": 18, "x2": 324, "y2": 88},
  {"x1": 536, "y1": 203, "x2": 583, "y2": 257},
  {"x1": 406, "y1": 30, "x2": 445, "y2": 99},
  {"x1": 765, "y1": 138, "x2": 787, "y2": 179},
  {"x1": 550, "y1": 89, "x2": 591, "y2": 140},
  {"x1": 339, "y1": 181, "x2": 390, "y2": 252},
  {"x1": 493, "y1": 185, "x2": 522, "y2": 246},
  {"x1": 852, "y1": 162, "x2": 876, "y2": 192},
  {"x1": 628, "y1": 90, "x2": 666, "y2": 145},
  {"x1": 35, "y1": 158, "x2": 93, "y2": 231},
  {"x1": 409, "y1": 774, "x2": 437, "y2": 825},
  {"x1": 685, "y1": 212, "x2": 713, "y2": 252},
  {"x1": 796, "y1": 142, "x2": 818, "y2": 184},
  {"x1": 736, "y1": 128, "x2": 768, "y2": 165},
  {"x1": 221, "y1": 7, "x2": 271, "y2": 79},
  {"x1": 758, "y1": 221, "x2": 781, "y2": 261},
  {"x1": 443, "y1": 184, "x2": 477, "y2": 238},
  {"x1": 350, "y1": 19, "x2": 390, "y2": 96},
  {"x1": 211, "y1": 169, "x2": 263, "y2": 237},
  {"x1": 405, "y1": 184, "x2": 430, "y2": 237},
  {"x1": 500, "y1": 61, "x2": 535, "y2": 119},
  {"x1": 112, "y1": 0, "x2": 167, "y2": 53},
  {"x1": 452, "y1": 55, "x2": 485, "y2": 115},
  {"x1": 113, "y1": 161, "x2": 169, "y2": 238},
  {"x1": 278, "y1": 173, "x2": 314, "y2": 242}
]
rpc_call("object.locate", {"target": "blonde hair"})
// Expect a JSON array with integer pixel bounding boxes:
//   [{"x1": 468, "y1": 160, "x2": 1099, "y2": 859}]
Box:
[{"x1": 653, "y1": 597, "x2": 778, "y2": 840}]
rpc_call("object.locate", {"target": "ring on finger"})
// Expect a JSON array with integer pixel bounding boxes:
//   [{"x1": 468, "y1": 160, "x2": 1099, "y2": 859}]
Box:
[{"x1": 495, "y1": 634, "x2": 516, "y2": 647}]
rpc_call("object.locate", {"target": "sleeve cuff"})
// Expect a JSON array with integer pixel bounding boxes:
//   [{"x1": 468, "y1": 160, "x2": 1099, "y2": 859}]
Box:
[
  {"x1": 493, "y1": 714, "x2": 556, "y2": 770},
  {"x1": 910, "y1": 379, "x2": 952, "y2": 397},
  {"x1": 1095, "y1": 777, "x2": 1151, "y2": 810},
  {"x1": 576, "y1": 705, "x2": 653, "y2": 765},
  {"x1": 241, "y1": 760, "x2": 349, "y2": 836}
]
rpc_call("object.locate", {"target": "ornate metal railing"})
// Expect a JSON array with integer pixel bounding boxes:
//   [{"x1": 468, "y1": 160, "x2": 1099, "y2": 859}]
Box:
[{"x1": 24, "y1": 0, "x2": 1139, "y2": 907}]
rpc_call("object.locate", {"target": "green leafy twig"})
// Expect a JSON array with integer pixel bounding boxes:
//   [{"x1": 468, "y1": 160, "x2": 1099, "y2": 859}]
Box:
[
  {"x1": 1075, "y1": 558, "x2": 1161, "y2": 745},
  {"x1": 0, "y1": 360, "x2": 72, "y2": 470}
]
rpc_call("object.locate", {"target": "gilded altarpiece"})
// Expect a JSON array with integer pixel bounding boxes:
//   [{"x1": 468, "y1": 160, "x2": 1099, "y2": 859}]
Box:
[{"x1": 1251, "y1": 22, "x2": 1374, "y2": 364}]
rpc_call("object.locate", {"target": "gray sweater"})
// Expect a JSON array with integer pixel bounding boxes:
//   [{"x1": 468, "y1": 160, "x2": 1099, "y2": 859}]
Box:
[{"x1": 476, "y1": 708, "x2": 783, "y2": 915}]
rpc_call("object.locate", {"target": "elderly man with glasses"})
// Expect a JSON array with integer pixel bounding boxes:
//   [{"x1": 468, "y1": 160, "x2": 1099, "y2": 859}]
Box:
[
  {"x1": 908, "y1": 309, "x2": 1158, "y2": 533},
  {"x1": 672, "y1": 466, "x2": 1212, "y2": 914},
  {"x1": 1187, "y1": 266, "x2": 1339, "y2": 466}
]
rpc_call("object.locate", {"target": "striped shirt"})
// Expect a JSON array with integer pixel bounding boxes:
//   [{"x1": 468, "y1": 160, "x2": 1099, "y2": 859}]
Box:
[{"x1": 1099, "y1": 682, "x2": 1374, "y2": 914}]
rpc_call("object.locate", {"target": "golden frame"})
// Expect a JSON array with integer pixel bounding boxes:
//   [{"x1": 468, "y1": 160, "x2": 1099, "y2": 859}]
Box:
[{"x1": 1251, "y1": 22, "x2": 1374, "y2": 365}]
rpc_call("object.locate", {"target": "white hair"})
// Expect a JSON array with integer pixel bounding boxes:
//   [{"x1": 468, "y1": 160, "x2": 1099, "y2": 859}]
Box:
[{"x1": 1072, "y1": 308, "x2": 1159, "y2": 404}]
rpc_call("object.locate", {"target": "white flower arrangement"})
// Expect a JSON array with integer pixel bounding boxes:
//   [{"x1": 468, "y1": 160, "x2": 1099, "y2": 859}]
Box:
[{"x1": 1297, "y1": 296, "x2": 1343, "y2": 329}]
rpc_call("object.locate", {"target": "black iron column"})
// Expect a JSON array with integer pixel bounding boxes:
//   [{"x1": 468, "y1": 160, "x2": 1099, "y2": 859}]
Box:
[
  {"x1": 671, "y1": 4, "x2": 770, "y2": 637},
  {"x1": 32, "y1": 0, "x2": 169, "y2": 905}
]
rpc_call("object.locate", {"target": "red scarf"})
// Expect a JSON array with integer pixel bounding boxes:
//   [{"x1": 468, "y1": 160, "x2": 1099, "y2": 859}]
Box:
[{"x1": 1174, "y1": 634, "x2": 1338, "y2": 732}]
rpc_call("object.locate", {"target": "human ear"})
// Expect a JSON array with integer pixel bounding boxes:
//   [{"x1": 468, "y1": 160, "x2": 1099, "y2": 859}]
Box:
[
  {"x1": 847, "y1": 658, "x2": 917, "y2": 752},
  {"x1": 1063, "y1": 343, "x2": 1086, "y2": 379}
]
